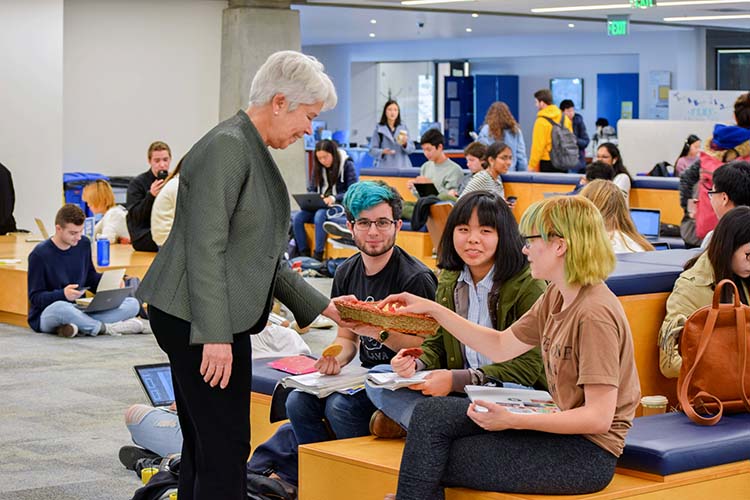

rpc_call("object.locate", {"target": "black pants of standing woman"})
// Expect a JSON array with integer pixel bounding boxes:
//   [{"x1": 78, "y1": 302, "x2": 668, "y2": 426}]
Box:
[
  {"x1": 395, "y1": 397, "x2": 617, "y2": 500},
  {"x1": 149, "y1": 306, "x2": 252, "y2": 500}
]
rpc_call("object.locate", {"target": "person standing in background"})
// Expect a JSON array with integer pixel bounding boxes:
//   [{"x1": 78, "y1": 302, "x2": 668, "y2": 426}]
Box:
[
  {"x1": 477, "y1": 101, "x2": 527, "y2": 171},
  {"x1": 368, "y1": 100, "x2": 415, "y2": 169},
  {"x1": 0, "y1": 161, "x2": 17, "y2": 235},
  {"x1": 560, "y1": 99, "x2": 590, "y2": 173},
  {"x1": 126, "y1": 141, "x2": 171, "y2": 252},
  {"x1": 528, "y1": 89, "x2": 573, "y2": 172}
]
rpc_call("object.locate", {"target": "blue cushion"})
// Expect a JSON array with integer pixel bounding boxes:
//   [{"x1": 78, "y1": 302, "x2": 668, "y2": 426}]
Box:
[
  {"x1": 605, "y1": 260, "x2": 683, "y2": 296},
  {"x1": 530, "y1": 172, "x2": 581, "y2": 185},
  {"x1": 359, "y1": 167, "x2": 420, "y2": 178},
  {"x1": 252, "y1": 357, "x2": 290, "y2": 395},
  {"x1": 660, "y1": 237, "x2": 686, "y2": 249},
  {"x1": 631, "y1": 177, "x2": 680, "y2": 190},
  {"x1": 500, "y1": 172, "x2": 536, "y2": 183},
  {"x1": 618, "y1": 412, "x2": 750, "y2": 475}
]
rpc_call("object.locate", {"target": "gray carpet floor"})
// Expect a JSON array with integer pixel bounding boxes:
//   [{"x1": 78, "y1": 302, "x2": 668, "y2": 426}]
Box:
[{"x1": 0, "y1": 278, "x2": 336, "y2": 499}]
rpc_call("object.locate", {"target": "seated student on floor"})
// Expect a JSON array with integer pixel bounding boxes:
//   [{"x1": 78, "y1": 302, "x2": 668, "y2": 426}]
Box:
[
  {"x1": 285, "y1": 181, "x2": 437, "y2": 446},
  {"x1": 27, "y1": 204, "x2": 143, "y2": 338},
  {"x1": 580, "y1": 179, "x2": 655, "y2": 253},
  {"x1": 82, "y1": 179, "x2": 130, "y2": 244},
  {"x1": 659, "y1": 205, "x2": 750, "y2": 378},
  {"x1": 381, "y1": 196, "x2": 640, "y2": 500},
  {"x1": 292, "y1": 138, "x2": 357, "y2": 261},
  {"x1": 365, "y1": 191, "x2": 546, "y2": 438}
]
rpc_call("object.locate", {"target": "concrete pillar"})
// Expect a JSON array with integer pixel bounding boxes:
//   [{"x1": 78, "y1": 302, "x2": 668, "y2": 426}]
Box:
[{"x1": 220, "y1": 0, "x2": 307, "y2": 199}]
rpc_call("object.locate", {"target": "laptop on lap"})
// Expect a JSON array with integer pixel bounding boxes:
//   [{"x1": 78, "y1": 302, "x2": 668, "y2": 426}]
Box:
[
  {"x1": 133, "y1": 363, "x2": 175, "y2": 408},
  {"x1": 629, "y1": 208, "x2": 661, "y2": 242},
  {"x1": 293, "y1": 193, "x2": 329, "y2": 211}
]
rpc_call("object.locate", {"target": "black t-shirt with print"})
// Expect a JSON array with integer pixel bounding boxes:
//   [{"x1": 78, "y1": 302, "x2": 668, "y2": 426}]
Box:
[{"x1": 331, "y1": 246, "x2": 437, "y2": 367}]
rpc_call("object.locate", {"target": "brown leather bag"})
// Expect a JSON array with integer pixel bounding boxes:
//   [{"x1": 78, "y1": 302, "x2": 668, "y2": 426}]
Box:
[{"x1": 677, "y1": 279, "x2": 750, "y2": 425}]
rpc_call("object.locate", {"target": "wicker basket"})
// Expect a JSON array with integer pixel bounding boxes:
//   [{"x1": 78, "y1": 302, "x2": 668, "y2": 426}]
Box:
[{"x1": 334, "y1": 299, "x2": 439, "y2": 336}]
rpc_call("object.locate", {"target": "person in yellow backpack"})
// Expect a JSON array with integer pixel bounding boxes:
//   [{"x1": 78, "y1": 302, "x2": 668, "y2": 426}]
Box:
[{"x1": 528, "y1": 89, "x2": 573, "y2": 172}]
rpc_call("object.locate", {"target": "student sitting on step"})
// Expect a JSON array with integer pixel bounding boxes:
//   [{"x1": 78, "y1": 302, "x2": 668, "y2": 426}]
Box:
[
  {"x1": 382, "y1": 195, "x2": 640, "y2": 499},
  {"x1": 366, "y1": 191, "x2": 546, "y2": 438},
  {"x1": 27, "y1": 204, "x2": 144, "y2": 338}
]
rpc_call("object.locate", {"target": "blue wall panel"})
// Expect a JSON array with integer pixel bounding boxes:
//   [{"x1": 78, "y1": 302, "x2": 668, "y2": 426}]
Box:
[
  {"x1": 596, "y1": 73, "x2": 639, "y2": 131},
  {"x1": 474, "y1": 75, "x2": 520, "y2": 130}
]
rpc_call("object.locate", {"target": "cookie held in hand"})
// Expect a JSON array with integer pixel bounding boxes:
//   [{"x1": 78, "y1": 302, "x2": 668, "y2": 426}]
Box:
[
  {"x1": 401, "y1": 347, "x2": 424, "y2": 358},
  {"x1": 321, "y1": 344, "x2": 343, "y2": 358}
]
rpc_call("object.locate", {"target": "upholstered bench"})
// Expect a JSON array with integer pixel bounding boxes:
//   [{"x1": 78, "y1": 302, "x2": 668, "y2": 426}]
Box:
[
  {"x1": 250, "y1": 357, "x2": 290, "y2": 450},
  {"x1": 618, "y1": 411, "x2": 750, "y2": 476}
]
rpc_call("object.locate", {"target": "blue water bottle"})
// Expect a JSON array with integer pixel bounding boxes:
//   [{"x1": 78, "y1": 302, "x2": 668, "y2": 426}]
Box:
[{"x1": 96, "y1": 237, "x2": 110, "y2": 267}]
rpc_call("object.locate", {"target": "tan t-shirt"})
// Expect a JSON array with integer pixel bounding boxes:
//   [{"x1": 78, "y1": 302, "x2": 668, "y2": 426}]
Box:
[{"x1": 510, "y1": 283, "x2": 640, "y2": 457}]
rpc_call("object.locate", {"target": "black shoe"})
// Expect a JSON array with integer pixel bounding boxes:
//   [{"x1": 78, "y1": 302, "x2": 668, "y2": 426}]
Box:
[
  {"x1": 118, "y1": 445, "x2": 160, "y2": 471},
  {"x1": 323, "y1": 221, "x2": 352, "y2": 239},
  {"x1": 134, "y1": 456, "x2": 164, "y2": 479},
  {"x1": 246, "y1": 473, "x2": 297, "y2": 500}
]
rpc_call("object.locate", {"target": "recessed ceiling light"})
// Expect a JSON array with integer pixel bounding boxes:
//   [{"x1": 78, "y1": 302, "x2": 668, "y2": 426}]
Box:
[
  {"x1": 370, "y1": 19, "x2": 377, "y2": 24},
  {"x1": 568, "y1": 23, "x2": 576, "y2": 28},
  {"x1": 664, "y1": 13, "x2": 750, "y2": 21},
  {"x1": 369, "y1": 33, "x2": 376, "y2": 38},
  {"x1": 471, "y1": 13, "x2": 479, "y2": 18},
  {"x1": 465, "y1": 27, "x2": 473, "y2": 32},
  {"x1": 402, "y1": 0, "x2": 475, "y2": 5}
]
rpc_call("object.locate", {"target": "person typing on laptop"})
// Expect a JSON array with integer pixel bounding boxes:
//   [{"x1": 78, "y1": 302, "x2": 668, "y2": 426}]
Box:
[{"x1": 27, "y1": 204, "x2": 144, "y2": 338}]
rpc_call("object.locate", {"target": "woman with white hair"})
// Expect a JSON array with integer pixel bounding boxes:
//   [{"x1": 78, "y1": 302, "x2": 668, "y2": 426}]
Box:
[{"x1": 137, "y1": 50, "x2": 345, "y2": 500}]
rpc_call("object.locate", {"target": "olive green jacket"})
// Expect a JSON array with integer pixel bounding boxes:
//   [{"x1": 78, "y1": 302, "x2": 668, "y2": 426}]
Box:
[
  {"x1": 138, "y1": 111, "x2": 329, "y2": 344},
  {"x1": 420, "y1": 266, "x2": 548, "y2": 390}
]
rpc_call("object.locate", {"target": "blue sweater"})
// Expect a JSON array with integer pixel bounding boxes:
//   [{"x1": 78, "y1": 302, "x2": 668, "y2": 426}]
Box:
[{"x1": 27, "y1": 237, "x2": 102, "y2": 332}]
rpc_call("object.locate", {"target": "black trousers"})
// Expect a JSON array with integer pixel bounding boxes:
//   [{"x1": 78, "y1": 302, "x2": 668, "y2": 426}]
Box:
[
  {"x1": 149, "y1": 306, "x2": 251, "y2": 500},
  {"x1": 539, "y1": 159, "x2": 565, "y2": 173}
]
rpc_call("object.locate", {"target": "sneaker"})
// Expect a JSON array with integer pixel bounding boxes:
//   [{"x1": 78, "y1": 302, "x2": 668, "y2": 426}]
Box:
[
  {"x1": 105, "y1": 318, "x2": 144, "y2": 336},
  {"x1": 310, "y1": 315, "x2": 335, "y2": 329},
  {"x1": 369, "y1": 410, "x2": 406, "y2": 439},
  {"x1": 329, "y1": 236, "x2": 356, "y2": 249},
  {"x1": 56, "y1": 323, "x2": 79, "y2": 338},
  {"x1": 118, "y1": 445, "x2": 160, "y2": 471},
  {"x1": 323, "y1": 221, "x2": 353, "y2": 239}
]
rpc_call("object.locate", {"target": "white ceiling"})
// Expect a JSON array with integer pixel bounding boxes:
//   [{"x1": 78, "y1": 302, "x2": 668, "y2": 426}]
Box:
[{"x1": 295, "y1": 0, "x2": 749, "y2": 45}]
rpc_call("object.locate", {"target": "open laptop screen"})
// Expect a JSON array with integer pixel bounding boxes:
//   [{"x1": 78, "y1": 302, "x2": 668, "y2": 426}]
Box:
[
  {"x1": 133, "y1": 363, "x2": 174, "y2": 407},
  {"x1": 629, "y1": 208, "x2": 661, "y2": 239}
]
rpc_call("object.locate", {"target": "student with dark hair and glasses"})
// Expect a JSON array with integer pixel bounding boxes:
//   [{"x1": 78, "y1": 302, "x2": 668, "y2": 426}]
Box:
[
  {"x1": 659, "y1": 205, "x2": 750, "y2": 378},
  {"x1": 700, "y1": 160, "x2": 750, "y2": 249},
  {"x1": 284, "y1": 181, "x2": 437, "y2": 446}
]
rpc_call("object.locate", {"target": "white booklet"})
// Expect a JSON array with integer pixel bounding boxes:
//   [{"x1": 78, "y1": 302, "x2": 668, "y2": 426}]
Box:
[
  {"x1": 365, "y1": 371, "x2": 429, "y2": 391},
  {"x1": 280, "y1": 364, "x2": 369, "y2": 398},
  {"x1": 464, "y1": 385, "x2": 560, "y2": 414}
]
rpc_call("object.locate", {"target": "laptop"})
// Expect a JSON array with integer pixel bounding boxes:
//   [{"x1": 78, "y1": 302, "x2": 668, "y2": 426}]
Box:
[
  {"x1": 25, "y1": 218, "x2": 50, "y2": 243},
  {"x1": 133, "y1": 363, "x2": 175, "y2": 408},
  {"x1": 293, "y1": 193, "x2": 328, "y2": 211},
  {"x1": 413, "y1": 182, "x2": 440, "y2": 197},
  {"x1": 75, "y1": 286, "x2": 133, "y2": 313},
  {"x1": 629, "y1": 208, "x2": 661, "y2": 242}
]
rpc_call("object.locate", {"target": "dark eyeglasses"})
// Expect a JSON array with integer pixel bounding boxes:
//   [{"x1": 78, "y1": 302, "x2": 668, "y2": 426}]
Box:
[
  {"x1": 522, "y1": 233, "x2": 562, "y2": 248},
  {"x1": 707, "y1": 190, "x2": 722, "y2": 198},
  {"x1": 351, "y1": 218, "x2": 397, "y2": 231}
]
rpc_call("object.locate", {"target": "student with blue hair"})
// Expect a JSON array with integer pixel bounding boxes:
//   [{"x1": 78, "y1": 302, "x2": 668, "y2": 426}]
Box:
[{"x1": 285, "y1": 181, "x2": 437, "y2": 445}]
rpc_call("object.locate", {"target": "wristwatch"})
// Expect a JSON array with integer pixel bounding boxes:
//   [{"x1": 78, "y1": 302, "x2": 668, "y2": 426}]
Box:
[{"x1": 378, "y1": 330, "x2": 390, "y2": 343}]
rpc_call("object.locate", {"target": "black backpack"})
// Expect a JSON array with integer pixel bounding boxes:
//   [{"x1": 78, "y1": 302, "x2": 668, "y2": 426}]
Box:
[{"x1": 544, "y1": 116, "x2": 580, "y2": 170}]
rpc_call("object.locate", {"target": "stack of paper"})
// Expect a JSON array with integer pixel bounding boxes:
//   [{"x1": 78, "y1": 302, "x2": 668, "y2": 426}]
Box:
[
  {"x1": 280, "y1": 364, "x2": 369, "y2": 398},
  {"x1": 366, "y1": 371, "x2": 429, "y2": 391}
]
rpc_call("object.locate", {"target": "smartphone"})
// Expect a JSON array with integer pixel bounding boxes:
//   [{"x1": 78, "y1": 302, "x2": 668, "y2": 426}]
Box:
[
  {"x1": 157, "y1": 170, "x2": 169, "y2": 181},
  {"x1": 77, "y1": 286, "x2": 90, "y2": 293}
]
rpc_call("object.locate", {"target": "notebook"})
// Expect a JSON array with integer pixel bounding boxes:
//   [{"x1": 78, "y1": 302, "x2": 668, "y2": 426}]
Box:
[
  {"x1": 25, "y1": 218, "x2": 50, "y2": 242},
  {"x1": 133, "y1": 363, "x2": 175, "y2": 408},
  {"x1": 293, "y1": 193, "x2": 328, "y2": 211},
  {"x1": 413, "y1": 183, "x2": 439, "y2": 198},
  {"x1": 268, "y1": 355, "x2": 318, "y2": 375},
  {"x1": 629, "y1": 208, "x2": 661, "y2": 241},
  {"x1": 465, "y1": 385, "x2": 560, "y2": 415}
]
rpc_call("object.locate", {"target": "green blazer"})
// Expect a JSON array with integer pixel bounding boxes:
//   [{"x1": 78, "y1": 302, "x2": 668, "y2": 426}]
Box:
[
  {"x1": 420, "y1": 266, "x2": 548, "y2": 390},
  {"x1": 138, "y1": 111, "x2": 329, "y2": 344}
]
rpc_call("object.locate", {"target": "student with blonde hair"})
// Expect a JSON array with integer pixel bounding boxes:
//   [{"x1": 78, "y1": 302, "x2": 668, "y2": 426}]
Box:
[
  {"x1": 382, "y1": 196, "x2": 640, "y2": 499},
  {"x1": 580, "y1": 179, "x2": 654, "y2": 253},
  {"x1": 82, "y1": 179, "x2": 130, "y2": 244}
]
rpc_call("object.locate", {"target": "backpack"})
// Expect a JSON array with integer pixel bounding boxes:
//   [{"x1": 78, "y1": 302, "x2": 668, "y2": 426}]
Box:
[
  {"x1": 648, "y1": 161, "x2": 674, "y2": 177},
  {"x1": 544, "y1": 116, "x2": 580, "y2": 171}
]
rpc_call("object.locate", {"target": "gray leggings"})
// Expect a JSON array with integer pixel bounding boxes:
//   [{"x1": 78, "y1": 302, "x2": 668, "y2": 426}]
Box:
[{"x1": 395, "y1": 397, "x2": 617, "y2": 500}]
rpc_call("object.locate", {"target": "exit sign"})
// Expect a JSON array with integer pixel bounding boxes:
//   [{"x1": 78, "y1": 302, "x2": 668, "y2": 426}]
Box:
[
  {"x1": 607, "y1": 16, "x2": 630, "y2": 36},
  {"x1": 631, "y1": 0, "x2": 656, "y2": 7}
]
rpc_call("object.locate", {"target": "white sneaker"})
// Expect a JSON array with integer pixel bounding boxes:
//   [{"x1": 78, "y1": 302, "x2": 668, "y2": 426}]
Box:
[
  {"x1": 105, "y1": 318, "x2": 145, "y2": 336},
  {"x1": 310, "y1": 315, "x2": 335, "y2": 329}
]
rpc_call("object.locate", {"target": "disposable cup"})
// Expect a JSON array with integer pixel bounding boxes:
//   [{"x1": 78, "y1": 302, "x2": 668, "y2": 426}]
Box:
[{"x1": 641, "y1": 395, "x2": 668, "y2": 416}]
